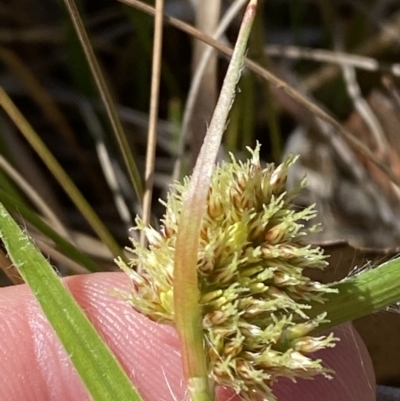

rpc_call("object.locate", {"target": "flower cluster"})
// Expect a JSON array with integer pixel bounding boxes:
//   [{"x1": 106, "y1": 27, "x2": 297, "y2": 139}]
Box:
[{"x1": 117, "y1": 145, "x2": 337, "y2": 401}]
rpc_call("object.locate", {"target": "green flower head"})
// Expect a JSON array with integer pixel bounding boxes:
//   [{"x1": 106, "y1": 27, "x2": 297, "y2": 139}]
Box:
[{"x1": 117, "y1": 144, "x2": 337, "y2": 401}]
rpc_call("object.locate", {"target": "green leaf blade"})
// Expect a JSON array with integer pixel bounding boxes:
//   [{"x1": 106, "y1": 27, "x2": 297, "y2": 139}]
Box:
[{"x1": 0, "y1": 202, "x2": 144, "y2": 401}]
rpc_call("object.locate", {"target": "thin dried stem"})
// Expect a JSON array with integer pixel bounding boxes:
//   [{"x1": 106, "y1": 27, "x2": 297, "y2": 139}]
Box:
[
  {"x1": 189, "y1": 0, "x2": 221, "y2": 167},
  {"x1": 119, "y1": 0, "x2": 400, "y2": 188},
  {"x1": 63, "y1": 0, "x2": 144, "y2": 204},
  {"x1": 334, "y1": 26, "x2": 389, "y2": 156},
  {"x1": 0, "y1": 87, "x2": 125, "y2": 260},
  {"x1": 265, "y1": 44, "x2": 400, "y2": 76},
  {"x1": 80, "y1": 102, "x2": 133, "y2": 231},
  {"x1": 173, "y1": 0, "x2": 249, "y2": 180},
  {"x1": 0, "y1": 45, "x2": 106, "y2": 197},
  {"x1": 0, "y1": 156, "x2": 73, "y2": 244},
  {"x1": 141, "y1": 0, "x2": 165, "y2": 245},
  {"x1": 304, "y1": 10, "x2": 400, "y2": 91}
]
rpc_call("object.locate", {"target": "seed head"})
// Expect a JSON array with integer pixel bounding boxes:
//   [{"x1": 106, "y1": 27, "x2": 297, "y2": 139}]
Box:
[{"x1": 117, "y1": 144, "x2": 337, "y2": 401}]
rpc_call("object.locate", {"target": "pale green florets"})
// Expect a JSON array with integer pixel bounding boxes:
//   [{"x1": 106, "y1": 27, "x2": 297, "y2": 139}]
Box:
[{"x1": 117, "y1": 145, "x2": 337, "y2": 401}]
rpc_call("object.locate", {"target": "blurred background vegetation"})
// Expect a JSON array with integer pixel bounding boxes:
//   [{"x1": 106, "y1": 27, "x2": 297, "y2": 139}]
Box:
[{"x1": 1, "y1": 0, "x2": 400, "y2": 395}]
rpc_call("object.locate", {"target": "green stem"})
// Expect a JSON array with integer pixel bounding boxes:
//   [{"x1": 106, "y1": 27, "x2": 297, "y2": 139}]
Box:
[
  {"x1": 173, "y1": 2, "x2": 258, "y2": 401},
  {"x1": 310, "y1": 257, "x2": 400, "y2": 333}
]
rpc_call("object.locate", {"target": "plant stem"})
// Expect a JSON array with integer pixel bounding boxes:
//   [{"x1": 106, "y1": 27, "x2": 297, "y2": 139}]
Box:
[
  {"x1": 63, "y1": 0, "x2": 144, "y2": 204},
  {"x1": 173, "y1": 2, "x2": 258, "y2": 401},
  {"x1": 310, "y1": 256, "x2": 400, "y2": 333}
]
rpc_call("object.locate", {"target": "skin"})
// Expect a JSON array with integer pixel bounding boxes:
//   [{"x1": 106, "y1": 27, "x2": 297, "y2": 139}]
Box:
[{"x1": 0, "y1": 273, "x2": 375, "y2": 401}]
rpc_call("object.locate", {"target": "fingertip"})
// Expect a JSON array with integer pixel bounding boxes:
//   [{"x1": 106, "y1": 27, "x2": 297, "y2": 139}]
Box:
[
  {"x1": 0, "y1": 273, "x2": 186, "y2": 401},
  {"x1": 0, "y1": 273, "x2": 376, "y2": 401},
  {"x1": 64, "y1": 273, "x2": 187, "y2": 401}
]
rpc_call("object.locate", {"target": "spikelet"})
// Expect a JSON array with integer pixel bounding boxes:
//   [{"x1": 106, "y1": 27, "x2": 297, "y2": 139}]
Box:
[{"x1": 116, "y1": 144, "x2": 337, "y2": 401}]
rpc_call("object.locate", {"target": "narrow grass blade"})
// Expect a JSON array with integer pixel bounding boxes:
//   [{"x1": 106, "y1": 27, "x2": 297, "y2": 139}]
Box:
[
  {"x1": 0, "y1": 189, "x2": 100, "y2": 272},
  {"x1": 0, "y1": 202, "x2": 144, "y2": 401},
  {"x1": 0, "y1": 87, "x2": 125, "y2": 260},
  {"x1": 62, "y1": 0, "x2": 144, "y2": 204}
]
